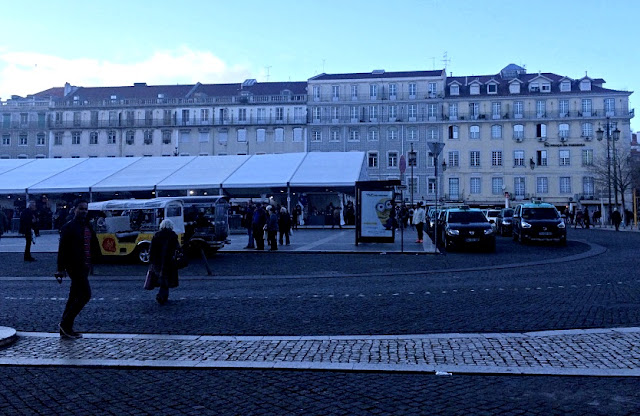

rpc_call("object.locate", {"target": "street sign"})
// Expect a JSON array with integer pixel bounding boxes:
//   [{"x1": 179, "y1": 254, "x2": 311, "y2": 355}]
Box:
[{"x1": 427, "y1": 142, "x2": 445, "y2": 156}]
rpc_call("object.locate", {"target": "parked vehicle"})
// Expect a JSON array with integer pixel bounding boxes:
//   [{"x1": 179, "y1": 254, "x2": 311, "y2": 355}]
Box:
[
  {"x1": 512, "y1": 202, "x2": 566, "y2": 245},
  {"x1": 438, "y1": 207, "x2": 495, "y2": 252},
  {"x1": 496, "y1": 208, "x2": 515, "y2": 236},
  {"x1": 88, "y1": 196, "x2": 229, "y2": 263},
  {"x1": 482, "y1": 209, "x2": 501, "y2": 230}
]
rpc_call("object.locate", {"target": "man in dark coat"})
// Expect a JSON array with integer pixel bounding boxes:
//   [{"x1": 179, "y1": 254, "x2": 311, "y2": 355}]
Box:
[
  {"x1": 0, "y1": 209, "x2": 8, "y2": 239},
  {"x1": 244, "y1": 202, "x2": 255, "y2": 249},
  {"x1": 611, "y1": 209, "x2": 622, "y2": 231},
  {"x1": 278, "y1": 207, "x2": 292, "y2": 246},
  {"x1": 56, "y1": 200, "x2": 100, "y2": 339},
  {"x1": 20, "y1": 200, "x2": 39, "y2": 261},
  {"x1": 266, "y1": 205, "x2": 278, "y2": 250},
  {"x1": 252, "y1": 203, "x2": 267, "y2": 250}
]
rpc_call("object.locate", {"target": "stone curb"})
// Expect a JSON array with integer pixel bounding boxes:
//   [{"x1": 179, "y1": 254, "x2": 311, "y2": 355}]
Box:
[
  {"x1": 0, "y1": 326, "x2": 17, "y2": 348},
  {"x1": 3, "y1": 327, "x2": 640, "y2": 377}
]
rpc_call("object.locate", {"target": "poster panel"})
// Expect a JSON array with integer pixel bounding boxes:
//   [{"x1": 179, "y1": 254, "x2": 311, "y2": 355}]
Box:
[{"x1": 360, "y1": 190, "x2": 394, "y2": 238}]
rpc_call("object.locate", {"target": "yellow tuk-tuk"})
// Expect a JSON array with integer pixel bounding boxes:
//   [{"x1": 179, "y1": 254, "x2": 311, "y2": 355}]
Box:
[{"x1": 88, "y1": 198, "x2": 185, "y2": 263}]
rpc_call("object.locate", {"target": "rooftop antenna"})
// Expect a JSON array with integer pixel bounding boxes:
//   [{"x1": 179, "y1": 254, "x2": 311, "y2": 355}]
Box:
[
  {"x1": 265, "y1": 66, "x2": 272, "y2": 82},
  {"x1": 441, "y1": 52, "x2": 451, "y2": 71}
]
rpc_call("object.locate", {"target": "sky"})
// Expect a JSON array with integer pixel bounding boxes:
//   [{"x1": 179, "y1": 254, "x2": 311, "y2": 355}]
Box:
[{"x1": 1, "y1": 0, "x2": 638, "y2": 131}]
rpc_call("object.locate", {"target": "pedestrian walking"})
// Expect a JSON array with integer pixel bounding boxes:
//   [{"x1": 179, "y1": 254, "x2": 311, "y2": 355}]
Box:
[
  {"x1": 252, "y1": 203, "x2": 267, "y2": 250},
  {"x1": 243, "y1": 202, "x2": 255, "y2": 249},
  {"x1": 593, "y1": 209, "x2": 601, "y2": 227},
  {"x1": 408, "y1": 206, "x2": 415, "y2": 229},
  {"x1": 583, "y1": 208, "x2": 590, "y2": 229},
  {"x1": 413, "y1": 202, "x2": 426, "y2": 243},
  {"x1": 56, "y1": 200, "x2": 100, "y2": 339},
  {"x1": 266, "y1": 205, "x2": 278, "y2": 251},
  {"x1": 278, "y1": 207, "x2": 292, "y2": 246},
  {"x1": 19, "y1": 200, "x2": 39, "y2": 261},
  {"x1": 0, "y1": 209, "x2": 8, "y2": 240},
  {"x1": 574, "y1": 210, "x2": 584, "y2": 229},
  {"x1": 332, "y1": 205, "x2": 342, "y2": 229},
  {"x1": 611, "y1": 208, "x2": 622, "y2": 231},
  {"x1": 292, "y1": 205, "x2": 300, "y2": 229},
  {"x1": 148, "y1": 219, "x2": 180, "y2": 305}
]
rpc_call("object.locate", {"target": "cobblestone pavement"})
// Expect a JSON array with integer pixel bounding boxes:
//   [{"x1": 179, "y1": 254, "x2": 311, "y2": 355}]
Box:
[
  {"x1": 1, "y1": 367, "x2": 639, "y2": 415},
  {"x1": 2, "y1": 327, "x2": 640, "y2": 377}
]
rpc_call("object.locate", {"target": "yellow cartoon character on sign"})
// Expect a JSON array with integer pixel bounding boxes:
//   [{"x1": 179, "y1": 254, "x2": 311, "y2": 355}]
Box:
[{"x1": 375, "y1": 199, "x2": 393, "y2": 229}]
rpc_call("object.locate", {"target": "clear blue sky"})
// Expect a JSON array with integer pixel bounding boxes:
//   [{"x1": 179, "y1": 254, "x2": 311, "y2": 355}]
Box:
[{"x1": 1, "y1": 0, "x2": 637, "y2": 131}]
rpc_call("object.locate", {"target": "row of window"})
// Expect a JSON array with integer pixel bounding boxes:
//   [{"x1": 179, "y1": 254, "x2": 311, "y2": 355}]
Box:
[
  {"x1": 309, "y1": 98, "x2": 618, "y2": 121},
  {"x1": 312, "y1": 82, "x2": 437, "y2": 101},
  {"x1": 446, "y1": 176, "x2": 594, "y2": 197},
  {"x1": 447, "y1": 122, "x2": 599, "y2": 140},
  {"x1": 378, "y1": 175, "x2": 594, "y2": 197},
  {"x1": 1, "y1": 133, "x2": 46, "y2": 146},
  {"x1": 366, "y1": 149, "x2": 595, "y2": 169}
]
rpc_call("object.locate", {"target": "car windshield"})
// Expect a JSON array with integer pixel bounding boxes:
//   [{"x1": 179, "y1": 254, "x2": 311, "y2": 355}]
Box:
[
  {"x1": 487, "y1": 210, "x2": 500, "y2": 217},
  {"x1": 522, "y1": 208, "x2": 559, "y2": 220},
  {"x1": 501, "y1": 209, "x2": 514, "y2": 218},
  {"x1": 448, "y1": 211, "x2": 487, "y2": 223}
]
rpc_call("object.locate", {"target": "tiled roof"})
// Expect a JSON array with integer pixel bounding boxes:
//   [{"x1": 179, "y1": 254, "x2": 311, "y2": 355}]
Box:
[
  {"x1": 29, "y1": 87, "x2": 65, "y2": 99},
  {"x1": 445, "y1": 72, "x2": 628, "y2": 97},
  {"x1": 195, "y1": 81, "x2": 307, "y2": 97},
  {"x1": 309, "y1": 70, "x2": 444, "y2": 81}
]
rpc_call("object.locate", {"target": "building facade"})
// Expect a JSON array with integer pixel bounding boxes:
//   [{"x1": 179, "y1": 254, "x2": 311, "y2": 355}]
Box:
[
  {"x1": 308, "y1": 64, "x2": 634, "y2": 209},
  {"x1": 0, "y1": 64, "x2": 634, "y2": 211},
  {"x1": 42, "y1": 80, "x2": 307, "y2": 158}
]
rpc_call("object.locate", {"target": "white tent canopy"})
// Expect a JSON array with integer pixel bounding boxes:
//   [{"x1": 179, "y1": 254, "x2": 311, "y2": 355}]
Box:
[
  {"x1": 289, "y1": 152, "x2": 366, "y2": 188},
  {"x1": 222, "y1": 153, "x2": 307, "y2": 188},
  {"x1": 156, "y1": 155, "x2": 250, "y2": 191},
  {"x1": 0, "y1": 158, "x2": 86, "y2": 194},
  {"x1": 0, "y1": 152, "x2": 368, "y2": 195},
  {"x1": 91, "y1": 156, "x2": 196, "y2": 192},
  {"x1": 29, "y1": 157, "x2": 142, "y2": 194}
]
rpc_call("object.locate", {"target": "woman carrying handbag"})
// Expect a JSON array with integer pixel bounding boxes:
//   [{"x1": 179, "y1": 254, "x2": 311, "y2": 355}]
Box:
[{"x1": 147, "y1": 219, "x2": 180, "y2": 305}]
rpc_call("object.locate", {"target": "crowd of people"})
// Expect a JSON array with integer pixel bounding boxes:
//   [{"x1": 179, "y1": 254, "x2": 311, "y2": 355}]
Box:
[{"x1": 564, "y1": 207, "x2": 632, "y2": 231}]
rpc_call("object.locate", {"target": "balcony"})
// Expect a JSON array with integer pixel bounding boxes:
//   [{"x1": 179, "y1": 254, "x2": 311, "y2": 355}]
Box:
[{"x1": 51, "y1": 94, "x2": 307, "y2": 108}]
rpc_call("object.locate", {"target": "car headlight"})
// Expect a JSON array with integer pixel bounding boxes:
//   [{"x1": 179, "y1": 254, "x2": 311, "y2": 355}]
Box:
[
  {"x1": 484, "y1": 229, "x2": 494, "y2": 235},
  {"x1": 502, "y1": 219, "x2": 511, "y2": 225},
  {"x1": 557, "y1": 221, "x2": 566, "y2": 229},
  {"x1": 521, "y1": 220, "x2": 532, "y2": 229},
  {"x1": 446, "y1": 228, "x2": 459, "y2": 236}
]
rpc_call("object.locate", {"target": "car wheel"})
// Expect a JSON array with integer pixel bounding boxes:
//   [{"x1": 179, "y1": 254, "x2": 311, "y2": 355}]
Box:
[
  {"x1": 137, "y1": 243, "x2": 151, "y2": 264},
  {"x1": 558, "y1": 237, "x2": 567, "y2": 246}
]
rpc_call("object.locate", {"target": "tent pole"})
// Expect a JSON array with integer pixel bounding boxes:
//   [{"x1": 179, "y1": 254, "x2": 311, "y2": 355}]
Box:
[{"x1": 287, "y1": 184, "x2": 291, "y2": 214}]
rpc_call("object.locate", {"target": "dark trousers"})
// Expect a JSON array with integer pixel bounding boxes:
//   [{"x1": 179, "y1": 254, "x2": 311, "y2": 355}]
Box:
[
  {"x1": 61, "y1": 269, "x2": 91, "y2": 331},
  {"x1": 416, "y1": 222, "x2": 424, "y2": 241},
  {"x1": 268, "y1": 230, "x2": 278, "y2": 250},
  {"x1": 253, "y1": 225, "x2": 264, "y2": 250},
  {"x1": 24, "y1": 234, "x2": 33, "y2": 260},
  {"x1": 279, "y1": 230, "x2": 290, "y2": 245},
  {"x1": 246, "y1": 227, "x2": 254, "y2": 248}
]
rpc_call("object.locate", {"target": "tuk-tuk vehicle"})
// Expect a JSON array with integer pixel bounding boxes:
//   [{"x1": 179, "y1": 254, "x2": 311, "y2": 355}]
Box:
[
  {"x1": 180, "y1": 196, "x2": 230, "y2": 254},
  {"x1": 88, "y1": 196, "x2": 229, "y2": 263}
]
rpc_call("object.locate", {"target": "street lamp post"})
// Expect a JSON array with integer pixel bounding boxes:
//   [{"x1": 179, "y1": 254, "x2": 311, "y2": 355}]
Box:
[
  {"x1": 596, "y1": 118, "x2": 621, "y2": 223},
  {"x1": 408, "y1": 143, "x2": 417, "y2": 208},
  {"x1": 427, "y1": 142, "x2": 445, "y2": 253}
]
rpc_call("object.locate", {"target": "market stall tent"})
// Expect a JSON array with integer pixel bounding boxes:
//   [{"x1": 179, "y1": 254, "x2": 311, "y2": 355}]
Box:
[{"x1": 0, "y1": 158, "x2": 86, "y2": 194}]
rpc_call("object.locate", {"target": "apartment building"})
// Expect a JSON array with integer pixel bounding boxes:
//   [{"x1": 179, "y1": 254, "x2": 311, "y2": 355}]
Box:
[
  {"x1": 308, "y1": 64, "x2": 634, "y2": 208},
  {"x1": 306, "y1": 69, "x2": 447, "y2": 199},
  {"x1": 0, "y1": 88, "x2": 63, "y2": 159},
  {"x1": 44, "y1": 80, "x2": 307, "y2": 158}
]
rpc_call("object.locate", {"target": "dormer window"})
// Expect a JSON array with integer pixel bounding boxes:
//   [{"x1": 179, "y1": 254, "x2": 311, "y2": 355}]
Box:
[
  {"x1": 541, "y1": 83, "x2": 551, "y2": 92},
  {"x1": 529, "y1": 83, "x2": 540, "y2": 92},
  {"x1": 509, "y1": 82, "x2": 521, "y2": 94},
  {"x1": 487, "y1": 84, "x2": 498, "y2": 94},
  {"x1": 450, "y1": 84, "x2": 459, "y2": 96},
  {"x1": 470, "y1": 84, "x2": 480, "y2": 95},
  {"x1": 560, "y1": 81, "x2": 571, "y2": 92},
  {"x1": 580, "y1": 79, "x2": 592, "y2": 91}
]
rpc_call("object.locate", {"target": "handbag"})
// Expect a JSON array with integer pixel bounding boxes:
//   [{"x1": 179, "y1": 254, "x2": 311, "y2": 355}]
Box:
[
  {"x1": 143, "y1": 265, "x2": 157, "y2": 290},
  {"x1": 174, "y1": 246, "x2": 188, "y2": 269}
]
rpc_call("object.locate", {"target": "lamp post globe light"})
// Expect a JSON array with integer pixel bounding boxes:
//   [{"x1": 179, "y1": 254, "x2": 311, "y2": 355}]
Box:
[{"x1": 596, "y1": 118, "x2": 621, "y2": 223}]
